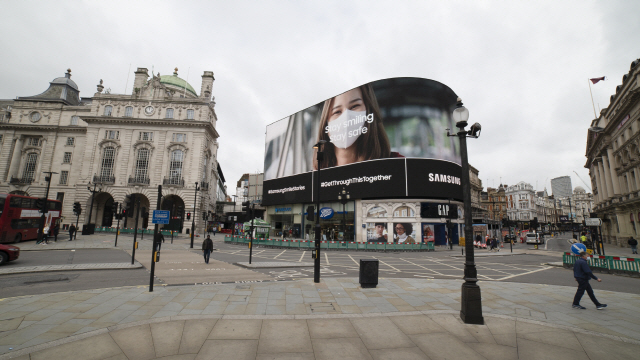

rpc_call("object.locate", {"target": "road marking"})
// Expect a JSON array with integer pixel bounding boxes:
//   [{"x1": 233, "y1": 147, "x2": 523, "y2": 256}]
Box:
[
  {"x1": 347, "y1": 254, "x2": 360, "y2": 266},
  {"x1": 273, "y1": 250, "x2": 287, "y2": 259},
  {"x1": 325, "y1": 252, "x2": 330, "y2": 265},
  {"x1": 400, "y1": 258, "x2": 447, "y2": 276},
  {"x1": 413, "y1": 274, "x2": 434, "y2": 278},
  {"x1": 497, "y1": 266, "x2": 553, "y2": 281},
  {"x1": 369, "y1": 256, "x2": 400, "y2": 272},
  {"x1": 299, "y1": 251, "x2": 306, "y2": 262}
]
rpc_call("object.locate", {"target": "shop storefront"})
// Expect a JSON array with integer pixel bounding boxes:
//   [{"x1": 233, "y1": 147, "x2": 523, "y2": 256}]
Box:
[{"x1": 264, "y1": 204, "x2": 303, "y2": 238}]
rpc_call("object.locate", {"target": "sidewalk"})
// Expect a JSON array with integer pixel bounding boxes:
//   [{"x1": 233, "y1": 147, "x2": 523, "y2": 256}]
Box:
[{"x1": 1, "y1": 278, "x2": 639, "y2": 359}]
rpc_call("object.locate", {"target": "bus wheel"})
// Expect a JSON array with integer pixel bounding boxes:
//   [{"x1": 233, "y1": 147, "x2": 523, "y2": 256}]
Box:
[{"x1": 13, "y1": 234, "x2": 21, "y2": 244}]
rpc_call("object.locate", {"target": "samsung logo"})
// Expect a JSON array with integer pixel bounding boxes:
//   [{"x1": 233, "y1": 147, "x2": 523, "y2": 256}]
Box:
[{"x1": 428, "y1": 173, "x2": 461, "y2": 185}]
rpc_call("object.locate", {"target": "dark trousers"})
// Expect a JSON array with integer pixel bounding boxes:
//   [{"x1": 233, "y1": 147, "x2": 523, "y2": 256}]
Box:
[
  {"x1": 203, "y1": 249, "x2": 211, "y2": 264},
  {"x1": 573, "y1": 278, "x2": 601, "y2": 306}
]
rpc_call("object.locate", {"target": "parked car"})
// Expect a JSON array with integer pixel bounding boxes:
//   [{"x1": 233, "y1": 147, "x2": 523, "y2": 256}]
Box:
[{"x1": 0, "y1": 243, "x2": 20, "y2": 265}]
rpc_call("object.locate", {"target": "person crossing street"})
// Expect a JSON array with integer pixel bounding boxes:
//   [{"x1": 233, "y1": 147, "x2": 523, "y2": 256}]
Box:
[
  {"x1": 572, "y1": 250, "x2": 607, "y2": 310},
  {"x1": 202, "y1": 235, "x2": 214, "y2": 264}
]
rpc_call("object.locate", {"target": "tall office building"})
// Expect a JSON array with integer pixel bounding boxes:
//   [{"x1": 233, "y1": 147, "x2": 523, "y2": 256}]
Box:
[{"x1": 551, "y1": 176, "x2": 573, "y2": 198}]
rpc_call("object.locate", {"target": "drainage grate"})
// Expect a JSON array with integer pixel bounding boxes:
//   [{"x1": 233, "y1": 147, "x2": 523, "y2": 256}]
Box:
[{"x1": 309, "y1": 302, "x2": 336, "y2": 313}]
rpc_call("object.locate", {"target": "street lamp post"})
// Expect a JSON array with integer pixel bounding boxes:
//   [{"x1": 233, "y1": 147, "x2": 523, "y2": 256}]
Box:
[
  {"x1": 190, "y1": 182, "x2": 200, "y2": 248},
  {"x1": 85, "y1": 181, "x2": 102, "y2": 235},
  {"x1": 36, "y1": 171, "x2": 57, "y2": 244},
  {"x1": 448, "y1": 97, "x2": 484, "y2": 325},
  {"x1": 337, "y1": 187, "x2": 350, "y2": 241},
  {"x1": 313, "y1": 140, "x2": 326, "y2": 283}
]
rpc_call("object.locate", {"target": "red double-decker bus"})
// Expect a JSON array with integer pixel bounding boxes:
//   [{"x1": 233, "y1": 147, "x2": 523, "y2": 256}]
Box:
[{"x1": 0, "y1": 194, "x2": 63, "y2": 244}]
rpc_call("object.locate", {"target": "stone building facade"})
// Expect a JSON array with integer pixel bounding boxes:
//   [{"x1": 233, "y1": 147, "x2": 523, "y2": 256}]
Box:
[
  {"x1": 506, "y1": 181, "x2": 535, "y2": 227},
  {"x1": 586, "y1": 58, "x2": 640, "y2": 248},
  {"x1": 0, "y1": 67, "x2": 223, "y2": 234}
]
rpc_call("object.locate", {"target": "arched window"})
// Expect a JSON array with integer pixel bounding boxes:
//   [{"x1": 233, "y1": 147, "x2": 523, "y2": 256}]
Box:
[
  {"x1": 22, "y1": 153, "x2": 38, "y2": 181},
  {"x1": 135, "y1": 148, "x2": 150, "y2": 182},
  {"x1": 169, "y1": 150, "x2": 184, "y2": 182},
  {"x1": 165, "y1": 108, "x2": 174, "y2": 119},
  {"x1": 124, "y1": 106, "x2": 133, "y2": 117},
  {"x1": 100, "y1": 146, "x2": 116, "y2": 179},
  {"x1": 104, "y1": 105, "x2": 113, "y2": 116},
  {"x1": 367, "y1": 206, "x2": 387, "y2": 218}
]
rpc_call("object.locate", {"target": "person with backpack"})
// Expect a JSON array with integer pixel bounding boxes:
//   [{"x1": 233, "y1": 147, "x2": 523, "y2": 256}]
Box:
[
  {"x1": 202, "y1": 235, "x2": 214, "y2": 264},
  {"x1": 68, "y1": 224, "x2": 76, "y2": 241},
  {"x1": 628, "y1": 237, "x2": 638, "y2": 254}
]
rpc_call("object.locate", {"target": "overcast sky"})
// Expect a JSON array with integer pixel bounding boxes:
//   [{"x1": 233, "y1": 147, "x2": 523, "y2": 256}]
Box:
[{"x1": 1, "y1": 1, "x2": 638, "y2": 196}]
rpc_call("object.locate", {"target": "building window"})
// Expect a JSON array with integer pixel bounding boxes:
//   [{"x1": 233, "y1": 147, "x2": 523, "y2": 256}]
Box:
[
  {"x1": 22, "y1": 153, "x2": 38, "y2": 181},
  {"x1": 135, "y1": 148, "x2": 150, "y2": 181},
  {"x1": 63, "y1": 152, "x2": 72, "y2": 163},
  {"x1": 66, "y1": 137, "x2": 75, "y2": 146},
  {"x1": 187, "y1": 109, "x2": 194, "y2": 119},
  {"x1": 104, "y1": 105, "x2": 113, "y2": 116},
  {"x1": 100, "y1": 147, "x2": 116, "y2": 178},
  {"x1": 59, "y1": 171, "x2": 69, "y2": 185},
  {"x1": 27, "y1": 137, "x2": 42, "y2": 147},
  {"x1": 71, "y1": 116, "x2": 79, "y2": 125},
  {"x1": 105, "y1": 130, "x2": 119, "y2": 140},
  {"x1": 165, "y1": 108, "x2": 174, "y2": 119},
  {"x1": 169, "y1": 150, "x2": 184, "y2": 180},
  {"x1": 56, "y1": 192, "x2": 65, "y2": 203},
  {"x1": 172, "y1": 133, "x2": 186, "y2": 142},
  {"x1": 139, "y1": 132, "x2": 153, "y2": 141},
  {"x1": 124, "y1": 106, "x2": 133, "y2": 117}
]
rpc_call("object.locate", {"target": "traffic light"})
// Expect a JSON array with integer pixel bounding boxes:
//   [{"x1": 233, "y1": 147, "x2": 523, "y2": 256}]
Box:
[
  {"x1": 242, "y1": 201, "x2": 251, "y2": 212},
  {"x1": 202, "y1": 211, "x2": 207, "y2": 220},
  {"x1": 186, "y1": 212, "x2": 191, "y2": 220},
  {"x1": 306, "y1": 205, "x2": 315, "y2": 221},
  {"x1": 111, "y1": 202, "x2": 119, "y2": 215},
  {"x1": 123, "y1": 195, "x2": 133, "y2": 215},
  {"x1": 35, "y1": 198, "x2": 45, "y2": 211},
  {"x1": 446, "y1": 219, "x2": 452, "y2": 228},
  {"x1": 177, "y1": 205, "x2": 184, "y2": 219},
  {"x1": 73, "y1": 202, "x2": 82, "y2": 215},
  {"x1": 142, "y1": 207, "x2": 149, "y2": 219}
]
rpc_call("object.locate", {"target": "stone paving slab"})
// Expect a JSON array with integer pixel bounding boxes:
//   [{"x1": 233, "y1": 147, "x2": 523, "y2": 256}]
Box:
[
  {"x1": 0, "y1": 277, "x2": 639, "y2": 359},
  {"x1": 0, "y1": 263, "x2": 143, "y2": 275},
  {"x1": 235, "y1": 262, "x2": 315, "y2": 269}
]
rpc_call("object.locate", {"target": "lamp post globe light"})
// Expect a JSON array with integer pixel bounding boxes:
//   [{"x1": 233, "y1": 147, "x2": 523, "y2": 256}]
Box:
[
  {"x1": 448, "y1": 97, "x2": 484, "y2": 325},
  {"x1": 337, "y1": 187, "x2": 350, "y2": 241},
  {"x1": 313, "y1": 140, "x2": 326, "y2": 283}
]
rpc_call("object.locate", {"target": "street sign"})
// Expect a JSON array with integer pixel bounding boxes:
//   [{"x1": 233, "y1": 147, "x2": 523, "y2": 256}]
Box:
[
  {"x1": 585, "y1": 218, "x2": 602, "y2": 226},
  {"x1": 152, "y1": 210, "x2": 170, "y2": 224}
]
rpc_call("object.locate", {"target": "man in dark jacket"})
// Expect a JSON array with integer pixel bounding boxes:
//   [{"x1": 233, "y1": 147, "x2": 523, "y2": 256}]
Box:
[
  {"x1": 629, "y1": 237, "x2": 638, "y2": 254},
  {"x1": 573, "y1": 251, "x2": 607, "y2": 310},
  {"x1": 202, "y1": 235, "x2": 214, "y2": 264},
  {"x1": 68, "y1": 224, "x2": 76, "y2": 241}
]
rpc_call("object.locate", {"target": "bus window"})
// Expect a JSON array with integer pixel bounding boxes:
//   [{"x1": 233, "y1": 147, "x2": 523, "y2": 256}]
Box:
[
  {"x1": 0, "y1": 197, "x2": 4, "y2": 215},
  {"x1": 47, "y1": 201, "x2": 61, "y2": 210},
  {"x1": 22, "y1": 198, "x2": 34, "y2": 208},
  {"x1": 9, "y1": 197, "x2": 21, "y2": 208}
]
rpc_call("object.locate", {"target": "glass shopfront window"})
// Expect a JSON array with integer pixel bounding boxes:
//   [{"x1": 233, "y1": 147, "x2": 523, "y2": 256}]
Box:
[{"x1": 303, "y1": 202, "x2": 355, "y2": 241}]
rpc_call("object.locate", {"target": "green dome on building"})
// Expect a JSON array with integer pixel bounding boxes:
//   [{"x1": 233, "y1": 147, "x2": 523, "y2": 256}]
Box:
[{"x1": 159, "y1": 71, "x2": 197, "y2": 97}]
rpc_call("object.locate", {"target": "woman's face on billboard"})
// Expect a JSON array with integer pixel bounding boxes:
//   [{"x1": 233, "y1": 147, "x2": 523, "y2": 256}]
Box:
[
  {"x1": 330, "y1": 88, "x2": 365, "y2": 121},
  {"x1": 395, "y1": 224, "x2": 406, "y2": 235}
]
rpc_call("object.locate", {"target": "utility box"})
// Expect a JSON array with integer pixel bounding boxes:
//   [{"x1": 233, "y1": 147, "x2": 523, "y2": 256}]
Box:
[
  {"x1": 359, "y1": 259, "x2": 379, "y2": 288},
  {"x1": 81, "y1": 223, "x2": 95, "y2": 235}
]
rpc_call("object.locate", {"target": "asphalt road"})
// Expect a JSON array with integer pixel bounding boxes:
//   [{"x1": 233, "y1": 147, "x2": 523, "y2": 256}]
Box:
[
  {"x1": 210, "y1": 240, "x2": 640, "y2": 294},
  {"x1": 0, "y1": 249, "x2": 156, "y2": 298}
]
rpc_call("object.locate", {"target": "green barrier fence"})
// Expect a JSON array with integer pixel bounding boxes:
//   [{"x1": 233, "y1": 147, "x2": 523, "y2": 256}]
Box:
[
  {"x1": 224, "y1": 236, "x2": 438, "y2": 252},
  {"x1": 563, "y1": 253, "x2": 639, "y2": 274}
]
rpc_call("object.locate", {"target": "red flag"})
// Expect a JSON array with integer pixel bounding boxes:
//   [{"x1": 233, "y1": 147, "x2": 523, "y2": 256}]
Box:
[{"x1": 590, "y1": 76, "x2": 606, "y2": 84}]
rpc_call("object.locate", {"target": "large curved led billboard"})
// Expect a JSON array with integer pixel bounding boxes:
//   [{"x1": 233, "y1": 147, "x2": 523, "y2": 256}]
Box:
[{"x1": 263, "y1": 77, "x2": 463, "y2": 205}]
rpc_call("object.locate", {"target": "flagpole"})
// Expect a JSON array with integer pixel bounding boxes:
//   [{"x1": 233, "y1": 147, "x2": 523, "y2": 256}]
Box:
[{"x1": 588, "y1": 78, "x2": 597, "y2": 119}]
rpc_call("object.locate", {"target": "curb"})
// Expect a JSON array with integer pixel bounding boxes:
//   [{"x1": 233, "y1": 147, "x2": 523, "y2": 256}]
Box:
[
  {"x1": 0, "y1": 262, "x2": 143, "y2": 275},
  {"x1": 234, "y1": 261, "x2": 315, "y2": 269}
]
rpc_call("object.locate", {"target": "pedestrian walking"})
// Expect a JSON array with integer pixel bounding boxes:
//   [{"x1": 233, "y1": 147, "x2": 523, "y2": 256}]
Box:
[
  {"x1": 628, "y1": 237, "x2": 638, "y2": 254},
  {"x1": 53, "y1": 223, "x2": 60, "y2": 242},
  {"x1": 572, "y1": 250, "x2": 607, "y2": 310},
  {"x1": 155, "y1": 231, "x2": 165, "y2": 252},
  {"x1": 202, "y1": 235, "x2": 214, "y2": 264},
  {"x1": 69, "y1": 224, "x2": 76, "y2": 241},
  {"x1": 213, "y1": 227, "x2": 217, "y2": 237},
  {"x1": 43, "y1": 226, "x2": 50, "y2": 244}
]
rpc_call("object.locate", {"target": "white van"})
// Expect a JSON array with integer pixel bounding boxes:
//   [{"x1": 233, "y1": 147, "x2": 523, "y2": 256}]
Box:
[{"x1": 525, "y1": 232, "x2": 543, "y2": 244}]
